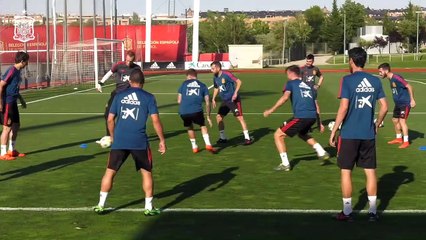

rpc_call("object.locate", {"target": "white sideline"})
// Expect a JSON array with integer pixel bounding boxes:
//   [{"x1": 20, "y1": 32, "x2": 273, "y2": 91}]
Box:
[
  {"x1": 0, "y1": 207, "x2": 425, "y2": 214},
  {"x1": 19, "y1": 112, "x2": 426, "y2": 116}
]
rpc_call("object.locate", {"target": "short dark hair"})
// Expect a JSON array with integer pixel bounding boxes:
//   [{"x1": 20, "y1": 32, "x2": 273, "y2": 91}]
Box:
[
  {"x1": 129, "y1": 69, "x2": 145, "y2": 84},
  {"x1": 285, "y1": 65, "x2": 301, "y2": 76},
  {"x1": 15, "y1": 51, "x2": 29, "y2": 64},
  {"x1": 211, "y1": 61, "x2": 222, "y2": 69},
  {"x1": 186, "y1": 68, "x2": 198, "y2": 77},
  {"x1": 378, "y1": 62, "x2": 391, "y2": 71},
  {"x1": 126, "y1": 50, "x2": 136, "y2": 60},
  {"x1": 348, "y1": 47, "x2": 367, "y2": 68},
  {"x1": 306, "y1": 54, "x2": 315, "y2": 60}
]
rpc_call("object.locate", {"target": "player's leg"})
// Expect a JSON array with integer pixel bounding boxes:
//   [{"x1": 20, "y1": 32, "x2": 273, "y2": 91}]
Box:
[
  {"x1": 0, "y1": 104, "x2": 15, "y2": 160},
  {"x1": 315, "y1": 100, "x2": 325, "y2": 133},
  {"x1": 388, "y1": 105, "x2": 403, "y2": 144},
  {"x1": 359, "y1": 139, "x2": 378, "y2": 221},
  {"x1": 273, "y1": 128, "x2": 290, "y2": 171},
  {"x1": 231, "y1": 100, "x2": 252, "y2": 143},
  {"x1": 398, "y1": 106, "x2": 411, "y2": 148},
  {"x1": 132, "y1": 149, "x2": 160, "y2": 216},
  {"x1": 103, "y1": 91, "x2": 117, "y2": 136},
  {"x1": 216, "y1": 104, "x2": 229, "y2": 143},
  {"x1": 298, "y1": 118, "x2": 329, "y2": 162},
  {"x1": 187, "y1": 125, "x2": 199, "y2": 153},
  {"x1": 94, "y1": 150, "x2": 129, "y2": 213},
  {"x1": 7, "y1": 103, "x2": 24, "y2": 157},
  {"x1": 193, "y1": 111, "x2": 215, "y2": 152},
  {"x1": 336, "y1": 139, "x2": 359, "y2": 221}
]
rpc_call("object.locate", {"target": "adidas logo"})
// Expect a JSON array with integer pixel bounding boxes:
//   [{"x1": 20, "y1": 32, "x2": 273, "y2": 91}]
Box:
[
  {"x1": 166, "y1": 62, "x2": 176, "y2": 69},
  {"x1": 356, "y1": 78, "x2": 375, "y2": 93},
  {"x1": 121, "y1": 92, "x2": 141, "y2": 105},
  {"x1": 299, "y1": 81, "x2": 312, "y2": 90},
  {"x1": 150, "y1": 62, "x2": 160, "y2": 69},
  {"x1": 187, "y1": 81, "x2": 201, "y2": 88}
]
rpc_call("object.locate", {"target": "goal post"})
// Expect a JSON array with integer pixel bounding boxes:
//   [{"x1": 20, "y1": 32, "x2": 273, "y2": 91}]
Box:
[
  {"x1": 50, "y1": 38, "x2": 125, "y2": 89},
  {"x1": 94, "y1": 38, "x2": 125, "y2": 89}
]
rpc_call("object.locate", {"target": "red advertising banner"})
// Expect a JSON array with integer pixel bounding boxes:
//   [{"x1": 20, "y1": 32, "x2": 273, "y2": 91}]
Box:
[{"x1": 0, "y1": 24, "x2": 187, "y2": 63}]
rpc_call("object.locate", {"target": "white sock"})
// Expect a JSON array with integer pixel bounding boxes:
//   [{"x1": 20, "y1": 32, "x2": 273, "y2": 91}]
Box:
[
  {"x1": 368, "y1": 196, "x2": 377, "y2": 214},
  {"x1": 243, "y1": 130, "x2": 250, "y2": 140},
  {"x1": 98, "y1": 191, "x2": 108, "y2": 207},
  {"x1": 343, "y1": 198, "x2": 352, "y2": 215},
  {"x1": 219, "y1": 130, "x2": 227, "y2": 140},
  {"x1": 403, "y1": 135, "x2": 409, "y2": 143},
  {"x1": 190, "y1": 139, "x2": 198, "y2": 149},
  {"x1": 1, "y1": 145, "x2": 7, "y2": 156},
  {"x1": 202, "y1": 134, "x2": 212, "y2": 146},
  {"x1": 313, "y1": 143, "x2": 326, "y2": 156},
  {"x1": 145, "y1": 197, "x2": 153, "y2": 210},
  {"x1": 396, "y1": 133, "x2": 402, "y2": 139},
  {"x1": 8, "y1": 140, "x2": 15, "y2": 152},
  {"x1": 279, "y1": 152, "x2": 290, "y2": 166}
]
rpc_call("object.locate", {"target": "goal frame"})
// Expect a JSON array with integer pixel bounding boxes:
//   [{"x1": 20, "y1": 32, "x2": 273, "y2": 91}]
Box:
[{"x1": 94, "y1": 38, "x2": 125, "y2": 88}]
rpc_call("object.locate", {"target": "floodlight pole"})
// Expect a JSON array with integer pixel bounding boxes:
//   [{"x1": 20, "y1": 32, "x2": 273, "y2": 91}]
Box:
[
  {"x1": 46, "y1": 0, "x2": 50, "y2": 81},
  {"x1": 282, "y1": 20, "x2": 287, "y2": 64},
  {"x1": 343, "y1": 12, "x2": 346, "y2": 64},
  {"x1": 416, "y1": 11, "x2": 421, "y2": 60},
  {"x1": 145, "y1": 0, "x2": 152, "y2": 62},
  {"x1": 52, "y1": 0, "x2": 57, "y2": 64},
  {"x1": 192, "y1": 0, "x2": 200, "y2": 63}
]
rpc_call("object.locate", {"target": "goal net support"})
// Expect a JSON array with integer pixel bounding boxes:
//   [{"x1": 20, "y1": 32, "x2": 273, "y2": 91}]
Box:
[{"x1": 51, "y1": 38, "x2": 125, "y2": 89}]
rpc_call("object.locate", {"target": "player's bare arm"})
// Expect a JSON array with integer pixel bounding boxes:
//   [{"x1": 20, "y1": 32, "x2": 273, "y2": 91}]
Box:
[
  {"x1": 316, "y1": 75, "x2": 324, "y2": 90},
  {"x1": 18, "y1": 94, "x2": 27, "y2": 109},
  {"x1": 232, "y1": 79, "x2": 242, "y2": 101},
  {"x1": 406, "y1": 84, "x2": 416, "y2": 108},
  {"x1": 107, "y1": 113, "x2": 116, "y2": 142},
  {"x1": 0, "y1": 80, "x2": 7, "y2": 112},
  {"x1": 329, "y1": 98, "x2": 349, "y2": 147},
  {"x1": 204, "y1": 95, "x2": 212, "y2": 127},
  {"x1": 177, "y1": 94, "x2": 182, "y2": 104},
  {"x1": 376, "y1": 97, "x2": 388, "y2": 133},
  {"x1": 212, "y1": 88, "x2": 219, "y2": 109},
  {"x1": 151, "y1": 114, "x2": 166, "y2": 154},
  {"x1": 264, "y1": 91, "x2": 291, "y2": 117}
]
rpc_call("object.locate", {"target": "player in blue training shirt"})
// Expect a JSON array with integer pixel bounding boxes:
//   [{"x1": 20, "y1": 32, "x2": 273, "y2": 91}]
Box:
[
  {"x1": 329, "y1": 47, "x2": 388, "y2": 222},
  {"x1": 264, "y1": 65, "x2": 330, "y2": 171},
  {"x1": 0, "y1": 51, "x2": 29, "y2": 161},
  {"x1": 94, "y1": 69, "x2": 166, "y2": 216},
  {"x1": 177, "y1": 69, "x2": 216, "y2": 153},
  {"x1": 378, "y1": 63, "x2": 416, "y2": 149},
  {"x1": 210, "y1": 61, "x2": 253, "y2": 145}
]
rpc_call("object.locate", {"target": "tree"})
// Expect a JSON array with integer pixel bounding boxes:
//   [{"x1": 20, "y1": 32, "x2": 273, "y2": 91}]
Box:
[
  {"x1": 342, "y1": 0, "x2": 367, "y2": 44},
  {"x1": 250, "y1": 20, "x2": 270, "y2": 35},
  {"x1": 373, "y1": 36, "x2": 388, "y2": 54},
  {"x1": 397, "y1": 2, "x2": 425, "y2": 51},
  {"x1": 365, "y1": 16, "x2": 379, "y2": 26},
  {"x1": 382, "y1": 12, "x2": 396, "y2": 35},
  {"x1": 359, "y1": 39, "x2": 374, "y2": 51},
  {"x1": 130, "y1": 12, "x2": 142, "y2": 25},
  {"x1": 323, "y1": 0, "x2": 343, "y2": 53},
  {"x1": 286, "y1": 14, "x2": 312, "y2": 45},
  {"x1": 304, "y1": 6, "x2": 325, "y2": 42}
]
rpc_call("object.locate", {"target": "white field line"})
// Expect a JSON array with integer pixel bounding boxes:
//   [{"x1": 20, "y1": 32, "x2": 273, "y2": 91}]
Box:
[
  {"x1": 0, "y1": 207, "x2": 425, "y2": 214},
  {"x1": 19, "y1": 112, "x2": 426, "y2": 116}
]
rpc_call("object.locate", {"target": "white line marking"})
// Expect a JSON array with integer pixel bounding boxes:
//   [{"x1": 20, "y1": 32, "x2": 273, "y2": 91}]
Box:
[
  {"x1": 19, "y1": 112, "x2": 426, "y2": 116},
  {"x1": 0, "y1": 207, "x2": 425, "y2": 214},
  {"x1": 406, "y1": 79, "x2": 426, "y2": 85},
  {"x1": 208, "y1": 84, "x2": 214, "y2": 89},
  {"x1": 77, "y1": 93, "x2": 178, "y2": 95}
]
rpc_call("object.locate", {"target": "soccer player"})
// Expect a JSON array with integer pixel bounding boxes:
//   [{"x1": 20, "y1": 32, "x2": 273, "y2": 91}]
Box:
[
  {"x1": 93, "y1": 69, "x2": 166, "y2": 216},
  {"x1": 96, "y1": 50, "x2": 141, "y2": 144},
  {"x1": 378, "y1": 63, "x2": 416, "y2": 149},
  {"x1": 210, "y1": 61, "x2": 253, "y2": 145},
  {"x1": 0, "y1": 52, "x2": 29, "y2": 161},
  {"x1": 300, "y1": 54, "x2": 325, "y2": 132},
  {"x1": 264, "y1": 65, "x2": 330, "y2": 171},
  {"x1": 177, "y1": 69, "x2": 216, "y2": 153},
  {"x1": 330, "y1": 47, "x2": 388, "y2": 222}
]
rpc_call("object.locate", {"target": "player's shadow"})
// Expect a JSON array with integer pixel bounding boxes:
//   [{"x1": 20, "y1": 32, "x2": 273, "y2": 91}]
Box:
[
  {"x1": 216, "y1": 127, "x2": 274, "y2": 153},
  {"x1": 0, "y1": 152, "x2": 106, "y2": 182},
  {"x1": 239, "y1": 90, "x2": 276, "y2": 99},
  {"x1": 20, "y1": 115, "x2": 103, "y2": 133},
  {"x1": 24, "y1": 138, "x2": 101, "y2": 155},
  {"x1": 353, "y1": 166, "x2": 415, "y2": 212},
  {"x1": 408, "y1": 129, "x2": 424, "y2": 141},
  {"x1": 148, "y1": 130, "x2": 187, "y2": 141},
  {"x1": 108, "y1": 167, "x2": 239, "y2": 213}
]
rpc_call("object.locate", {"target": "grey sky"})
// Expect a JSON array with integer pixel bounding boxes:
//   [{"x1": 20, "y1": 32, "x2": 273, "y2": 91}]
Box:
[{"x1": 0, "y1": 0, "x2": 424, "y2": 16}]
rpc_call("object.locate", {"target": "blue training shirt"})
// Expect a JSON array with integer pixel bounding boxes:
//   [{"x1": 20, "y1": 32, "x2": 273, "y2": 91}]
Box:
[
  {"x1": 338, "y1": 71, "x2": 386, "y2": 140},
  {"x1": 178, "y1": 79, "x2": 209, "y2": 115},
  {"x1": 213, "y1": 71, "x2": 239, "y2": 102},
  {"x1": 109, "y1": 87, "x2": 159, "y2": 150},
  {"x1": 1, "y1": 66, "x2": 22, "y2": 104},
  {"x1": 390, "y1": 74, "x2": 410, "y2": 105},
  {"x1": 283, "y1": 79, "x2": 317, "y2": 119}
]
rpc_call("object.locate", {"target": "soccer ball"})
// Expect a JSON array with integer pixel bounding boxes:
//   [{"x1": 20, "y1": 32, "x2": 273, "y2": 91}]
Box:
[
  {"x1": 374, "y1": 119, "x2": 384, "y2": 128},
  {"x1": 328, "y1": 121, "x2": 336, "y2": 131},
  {"x1": 97, "y1": 136, "x2": 112, "y2": 149}
]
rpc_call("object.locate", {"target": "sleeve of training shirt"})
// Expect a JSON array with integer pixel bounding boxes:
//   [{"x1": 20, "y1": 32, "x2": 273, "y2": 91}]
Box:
[
  {"x1": 148, "y1": 95, "x2": 159, "y2": 115},
  {"x1": 202, "y1": 83, "x2": 209, "y2": 97},
  {"x1": 315, "y1": 67, "x2": 322, "y2": 77},
  {"x1": 283, "y1": 81, "x2": 292, "y2": 93},
  {"x1": 376, "y1": 80, "x2": 386, "y2": 100},
  {"x1": 213, "y1": 78, "x2": 218, "y2": 89}
]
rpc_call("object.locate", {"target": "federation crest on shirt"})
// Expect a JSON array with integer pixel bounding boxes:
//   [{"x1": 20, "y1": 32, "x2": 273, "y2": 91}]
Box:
[{"x1": 13, "y1": 16, "x2": 35, "y2": 43}]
